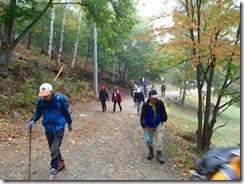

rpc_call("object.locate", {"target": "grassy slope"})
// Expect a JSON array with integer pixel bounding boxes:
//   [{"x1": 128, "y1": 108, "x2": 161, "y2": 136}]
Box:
[{"x1": 162, "y1": 84, "x2": 240, "y2": 178}]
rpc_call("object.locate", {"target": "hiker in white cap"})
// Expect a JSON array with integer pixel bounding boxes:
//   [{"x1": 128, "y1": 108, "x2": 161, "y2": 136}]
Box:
[
  {"x1": 140, "y1": 89, "x2": 167, "y2": 164},
  {"x1": 28, "y1": 83, "x2": 73, "y2": 180}
]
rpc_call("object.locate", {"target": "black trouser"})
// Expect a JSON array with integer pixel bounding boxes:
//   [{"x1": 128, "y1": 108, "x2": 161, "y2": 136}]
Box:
[
  {"x1": 113, "y1": 101, "x2": 122, "y2": 112},
  {"x1": 101, "y1": 99, "x2": 107, "y2": 111},
  {"x1": 46, "y1": 128, "x2": 64, "y2": 170},
  {"x1": 161, "y1": 90, "x2": 165, "y2": 97}
]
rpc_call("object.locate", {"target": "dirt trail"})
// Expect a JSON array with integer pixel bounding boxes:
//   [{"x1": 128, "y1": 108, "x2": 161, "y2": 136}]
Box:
[{"x1": 0, "y1": 94, "x2": 180, "y2": 180}]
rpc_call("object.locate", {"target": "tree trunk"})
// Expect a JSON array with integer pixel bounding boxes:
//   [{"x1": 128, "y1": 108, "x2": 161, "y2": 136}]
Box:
[
  {"x1": 0, "y1": 47, "x2": 12, "y2": 76},
  {"x1": 71, "y1": 10, "x2": 82, "y2": 68},
  {"x1": 196, "y1": 63, "x2": 203, "y2": 152},
  {"x1": 27, "y1": 33, "x2": 32, "y2": 50},
  {"x1": 0, "y1": 0, "x2": 16, "y2": 76},
  {"x1": 57, "y1": 5, "x2": 68, "y2": 65},
  {"x1": 48, "y1": 6, "x2": 55, "y2": 60},
  {"x1": 81, "y1": 44, "x2": 92, "y2": 79},
  {"x1": 202, "y1": 64, "x2": 215, "y2": 151}
]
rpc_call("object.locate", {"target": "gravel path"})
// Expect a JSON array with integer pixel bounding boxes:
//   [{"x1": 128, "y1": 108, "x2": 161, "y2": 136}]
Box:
[{"x1": 0, "y1": 95, "x2": 179, "y2": 181}]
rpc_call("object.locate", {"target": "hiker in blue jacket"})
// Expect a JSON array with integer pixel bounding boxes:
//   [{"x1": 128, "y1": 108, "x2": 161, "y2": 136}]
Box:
[
  {"x1": 140, "y1": 89, "x2": 167, "y2": 164},
  {"x1": 27, "y1": 83, "x2": 72, "y2": 180}
]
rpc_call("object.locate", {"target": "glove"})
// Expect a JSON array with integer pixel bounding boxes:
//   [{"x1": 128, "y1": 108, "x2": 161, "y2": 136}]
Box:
[
  {"x1": 68, "y1": 124, "x2": 72, "y2": 131},
  {"x1": 28, "y1": 120, "x2": 35, "y2": 129}
]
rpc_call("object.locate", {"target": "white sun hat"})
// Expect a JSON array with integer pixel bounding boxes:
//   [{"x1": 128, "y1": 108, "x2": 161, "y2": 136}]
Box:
[{"x1": 38, "y1": 83, "x2": 53, "y2": 97}]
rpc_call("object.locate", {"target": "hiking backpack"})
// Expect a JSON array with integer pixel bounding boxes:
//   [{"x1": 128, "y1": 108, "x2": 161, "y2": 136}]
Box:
[
  {"x1": 135, "y1": 92, "x2": 143, "y2": 102},
  {"x1": 190, "y1": 146, "x2": 239, "y2": 180},
  {"x1": 100, "y1": 91, "x2": 108, "y2": 101},
  {"x1": 40, "y1": 93, "x2": 69, "y2": 110}
]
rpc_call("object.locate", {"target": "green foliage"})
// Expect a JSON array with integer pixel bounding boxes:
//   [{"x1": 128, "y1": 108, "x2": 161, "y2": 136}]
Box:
[
  {"x1": 1, "y1": 0, "x2": 42, "y2": 35},
  {"x1": 9, "y1": 83, "x2": 38, "y2": 109},
  {"x1": 67, "y1": 81, "x2": 89, "y2": 96},
  {"x1": 112, "y1": 19, "x2": 160, "y2": 82},
  {"x1": 0, "y1": 103, "x2": 6, "y2": 114},
  {"x1": 74, "y1": 81, "x2": 89, "y2": 91}
]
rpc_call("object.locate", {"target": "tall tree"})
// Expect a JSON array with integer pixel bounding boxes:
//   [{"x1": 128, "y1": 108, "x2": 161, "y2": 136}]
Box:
[
  {"x1": 0, "y1": 0, "x2": 54, "y2": 76},
  {"x1": 156, "y1": 0, "x2": 240, "y2": 151}
]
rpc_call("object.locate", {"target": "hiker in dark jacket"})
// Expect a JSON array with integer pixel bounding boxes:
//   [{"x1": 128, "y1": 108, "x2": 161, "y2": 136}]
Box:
[
  {"x1": 98, "y1": 85, "x2": 109, "y2": 112},
  {"x1": 27, "y1": 83, "x2": 72, "y2": 180},
  {"x1": 140, "y1": 89, "x2": 167, "y2": 164},
  {"x1": 134, "y1": 87, "x2": 145, "y2": 115},
  {"x1": 161, "y1": 83, "x2": 166, "y2": 97}
]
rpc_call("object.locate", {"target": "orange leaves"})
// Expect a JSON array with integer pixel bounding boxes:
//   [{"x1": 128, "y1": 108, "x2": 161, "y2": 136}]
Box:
[{"x1": 190, "y1": 23, "x2": 198, "y2": 29}]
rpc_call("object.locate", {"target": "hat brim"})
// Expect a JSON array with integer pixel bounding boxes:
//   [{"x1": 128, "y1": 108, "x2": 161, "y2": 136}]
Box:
[
  {"x1": 150, "y1": 94, "x2": 159, "y2": 98},
  {"x1": 38, "y1": 90, "x2": 52, "y2": 97}
]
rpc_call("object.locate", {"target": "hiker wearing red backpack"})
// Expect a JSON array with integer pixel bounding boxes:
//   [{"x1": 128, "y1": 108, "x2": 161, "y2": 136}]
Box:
[{"x1": 27, "y1": 83, "x2": 73, "y2": 180}]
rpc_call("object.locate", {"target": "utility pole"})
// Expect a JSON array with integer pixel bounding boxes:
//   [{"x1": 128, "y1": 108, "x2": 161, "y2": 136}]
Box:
[{"x1": 93, "y1": 24, "x2": 98, "y2": 97}]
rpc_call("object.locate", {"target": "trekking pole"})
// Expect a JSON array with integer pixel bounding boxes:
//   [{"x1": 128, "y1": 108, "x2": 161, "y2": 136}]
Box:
[
  {"x1": 28, "y1": 127, "x2": 32, "y2": 180},
  {"x1": 53, "y1": 66, "x2": 63, "y2": 81}
]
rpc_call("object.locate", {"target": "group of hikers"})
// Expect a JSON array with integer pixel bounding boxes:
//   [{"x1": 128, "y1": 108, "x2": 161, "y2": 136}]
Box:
[
  {"x1": 98, "y1": 85, "x2": 122, "y2": 113},
  {"x1": 132, "y1": 83, "x2": 167, "y2": 98},
  {"x1": 27, "y1": 82, "x2": 240, "y2": 180}
]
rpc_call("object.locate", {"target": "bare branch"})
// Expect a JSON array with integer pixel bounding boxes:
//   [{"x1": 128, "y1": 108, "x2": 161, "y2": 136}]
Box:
[
  {"x1": 52, "y1": 2, "x2": 84, "y2": 5},
  {"x1": 212, "y1": 121, "x2": 228, "y2": 133}
]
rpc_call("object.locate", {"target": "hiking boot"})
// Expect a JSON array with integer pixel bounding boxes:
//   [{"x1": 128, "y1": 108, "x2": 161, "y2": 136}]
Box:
[
  {"x1": 147, "y1": 147, "x2": 154, "y2": 160},
  {"x1": 156, "y1": 151, "x2": 165, "y2": 164},
  {"x1": 48, "y1": 168, "x2": 57, "y2": 180},
  {"x1": 58, "y1": 160, "x2": 65, "y2": 171}
]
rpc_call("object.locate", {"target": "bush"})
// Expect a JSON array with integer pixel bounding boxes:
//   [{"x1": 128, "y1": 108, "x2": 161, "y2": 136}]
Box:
[{"x1": 10, "y1": 83, "x2": 38, "y2": 109}]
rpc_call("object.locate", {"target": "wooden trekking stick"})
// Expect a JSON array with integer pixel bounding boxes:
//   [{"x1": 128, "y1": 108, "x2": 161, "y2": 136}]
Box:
[
  {"x1": 28, "y1": 128, "x2": 32, "y2": 180},
  {"x1": 53, "y1": 66, "x2": 64, "y2": 81}
]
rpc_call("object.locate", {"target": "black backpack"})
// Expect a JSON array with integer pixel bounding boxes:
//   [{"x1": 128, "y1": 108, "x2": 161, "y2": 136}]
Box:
[
  {"x1": 135, "y1": 92, "x2": 143, "y2": 102},
  {"x1": 100, "y1": 91, "x2": 108, "y2": 100}
]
